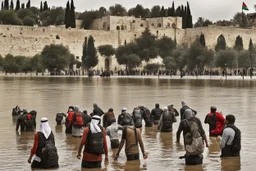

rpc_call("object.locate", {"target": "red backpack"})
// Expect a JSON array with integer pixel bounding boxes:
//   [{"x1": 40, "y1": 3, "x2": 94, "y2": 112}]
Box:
[
  {"x1": 74, "y1": 115, "x2": 84, "y2": 127},
  {"x1": 67, "y1": 111, "x2": 74, "y2": 121}
]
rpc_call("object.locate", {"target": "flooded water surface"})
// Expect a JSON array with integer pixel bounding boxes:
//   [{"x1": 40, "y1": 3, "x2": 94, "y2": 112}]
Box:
[{"x1": 0, "y1": 76, "x2": 255, "y2": 171}]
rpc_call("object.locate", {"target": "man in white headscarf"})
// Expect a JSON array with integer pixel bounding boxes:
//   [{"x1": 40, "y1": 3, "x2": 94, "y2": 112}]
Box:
[
  {"x1": 28, "y1": 117, "x2": 59, "y2": 169},
  {"x1": 77, "y1": 115, "x2": 108, "y2": 168}
]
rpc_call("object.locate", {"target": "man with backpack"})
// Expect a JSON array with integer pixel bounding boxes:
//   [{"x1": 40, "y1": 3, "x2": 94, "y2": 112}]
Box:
[
  {"x1": 103, "y1": 108, "x2": 116, "y2": 128},
  {"x1": 28, "y1": 117, "x2": 59, "y2": 169},
  {"x1": 158, "y1": 107, "x2": 177, "y2": 132},
  {"x1": 77, "y1": 115, "x2": 108, "y2": 168},
  {"x1": 66, "y1": 108, "x2": 75, "y2": 133},
  {"x1": 16, "y1": 109, "x2": 28, "y2": 132},
  {"x1": 151, "y1": 103, "x2": 163, "y2": 125},
  {"x1": 24, "y1": 111, "x2": 36, "y2": 131},
  {"x1": 219, "y1": 114, "x2": 241, "y2": 157},
  {"x1": 132, "y1": 107, "x2": 143, "y2": 128},
  {"x1": 180, "y1": 101, "x2": 197, "y2": 121},
  {"x1": 140, "y1": 106, "x2": 152, "y2": 127},
  {"x1": 114, "y1": 116, "x2": 148, "y2": 161},
  {"x1": 176, "y1": 109, "x2": 208, "y2": 165},
  {"x1": 204, "y1": 106, "x2": 225, "y2": 136},
  {"x1": 118, "y1": 107, "x2": 134, "y2": 126},
  {"x1": 69, "y1": 105, "x2": 84, "y2": 137}
]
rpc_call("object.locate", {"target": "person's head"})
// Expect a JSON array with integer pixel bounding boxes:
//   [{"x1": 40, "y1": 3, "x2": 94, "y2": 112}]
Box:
[
  {"x1": 163, "y1": 107, "x2": 168, "y2": 112},
  {"x1": 225, "y1": 114, "x2": 236, "y2": 125},
  {"x1": 83, "y1": 110, "x2": 87, "y2": 115},
  {"x1": 40, "y1": 117, "x2": 52, "y2": 138},
  {"x1": 91, "y1": 115, "x2": 101, "y2": 125},
  {"x1": 122, "y1": 107, "x2": 127, "y2": 112},
  {"x1": 108, "y1": 108, "x2": 113, "y2": 112},
  {"x1": 74, "y1": 105, "x2": 80, "y2": 112},
  {"x1": 93, "y1": 103, "x2": 98, "y2": 108},
  {"x1": 210, "y1": 106, "x2": 217, "y2": 113},
  {"x1": 168, "y1": 104, "x2": 173, "y2": 110},
  {"x1": 155, "y1": 103, "x2": 159, "y2": 108},
  {"x1": 181, "y1": 101, "x2": 187, "y2": 107},
  {"x1": 68, "y1": 108, "x2": 73, "y2": 112},
  {"x1": 22, "y1": 109, "x2": 28, "y2": 114},
  {"x1": 184, "y1": 109, "x2": 194, "y2": 120}
]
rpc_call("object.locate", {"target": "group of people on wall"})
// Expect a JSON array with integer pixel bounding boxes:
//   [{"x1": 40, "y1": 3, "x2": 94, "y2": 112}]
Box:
[{"x1": 14, "y1": 101, "x2": 241, "y2": 169}]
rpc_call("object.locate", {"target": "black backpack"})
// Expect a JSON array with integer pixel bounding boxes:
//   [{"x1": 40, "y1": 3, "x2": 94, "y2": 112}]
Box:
[
  {"x1": 85, "y1": 125, "x2": 104, "y2": 155},
  {"x1": 38, "y1": 132, "x2": 59, "y2": 168},
  {"x1": 56, "y1": 113, "x2": 64, "y2": 123},
  {"x1": 133, "y1": 110, "x2": 142, "y2": 128},
  {"x1": 162, "y1": 112, "x2": 172, "y2": 129},
  {"x1": 228, "y1": 125, "x2": 241, "y2": 153},
  {"x1": 24, "y1": 114, "x2": 34, "y2": 130}
]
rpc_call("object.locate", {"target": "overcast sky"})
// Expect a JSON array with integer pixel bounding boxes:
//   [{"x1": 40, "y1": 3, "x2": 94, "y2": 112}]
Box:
[{"x1": 29, "y1": 0, "x2": 256, "y2": 22}]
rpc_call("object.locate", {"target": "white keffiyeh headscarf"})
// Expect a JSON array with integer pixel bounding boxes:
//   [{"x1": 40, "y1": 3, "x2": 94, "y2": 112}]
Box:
[
  {"x1": 90, "y1": 115, "x2": 102, "y2": 134},
  {"x1": 40, "y1": 117, "x2": 52, "y2": 139}
]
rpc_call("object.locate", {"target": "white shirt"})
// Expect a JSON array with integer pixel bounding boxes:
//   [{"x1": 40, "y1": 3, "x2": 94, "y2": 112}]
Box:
[{"x1": 220, "y1": 127, "x2": 235, "y2": 149}]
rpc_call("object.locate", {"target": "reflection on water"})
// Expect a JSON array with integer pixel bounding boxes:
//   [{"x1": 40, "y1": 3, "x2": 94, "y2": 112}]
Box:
[{"x1": 0, "y1": 76, "x2": 255, "y2": 170}]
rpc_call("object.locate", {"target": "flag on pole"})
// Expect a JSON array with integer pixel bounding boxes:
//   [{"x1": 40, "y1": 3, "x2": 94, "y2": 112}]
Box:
[{"x1": 242, "y1": 2, "x2": 249, "y2": 11}]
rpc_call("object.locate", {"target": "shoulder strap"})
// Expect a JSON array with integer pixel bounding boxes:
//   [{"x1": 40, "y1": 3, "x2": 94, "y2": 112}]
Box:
[{"x1": 134, "y1": 126, "x2": 138, "y2": 145}]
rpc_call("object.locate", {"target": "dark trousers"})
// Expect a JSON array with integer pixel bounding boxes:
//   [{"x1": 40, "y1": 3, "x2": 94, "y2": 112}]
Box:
[
  {"x1": 31, "y1": 160, "x2": 42, "y2": 168},
  {"x1": 111, "y1": 139, "x2": 120, "y2": 148},
  {"x1": 82, "y1": 160, "x2": 101, "y2": 168},
  {"x1": 126, "y1": 153, "x2": 139, "y2": 161}
]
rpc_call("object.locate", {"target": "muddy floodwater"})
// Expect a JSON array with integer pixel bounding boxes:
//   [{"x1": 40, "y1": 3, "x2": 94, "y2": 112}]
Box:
[{"x1": 0, "y1": 76, "x2": 255, "y2": 171}]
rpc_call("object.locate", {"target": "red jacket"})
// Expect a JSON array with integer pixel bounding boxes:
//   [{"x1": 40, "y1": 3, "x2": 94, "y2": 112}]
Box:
[{"x1": 207, "y1": 112, "x2": 225, "y2": 135}]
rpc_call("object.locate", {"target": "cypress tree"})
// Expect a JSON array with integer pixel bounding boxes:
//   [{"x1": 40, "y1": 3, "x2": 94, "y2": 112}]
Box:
[
  {"x1": 249, "y1": 38, "x2": 254, "y2": 68},
  {"x1": 186, "y1": 2, "x2": 193, "y2": 28},
  {"x1": 171, "y1": 1, "x2": 175, "y2": 16},
  {"x1": 234, "y1": 35, "x2": 243, "y2": 51},
  {"x1": 15, "y1": 0, "x2": 20, "y2": 11},
  {"x1": 160, "y1": 6, "x2": 165, "y2": 17},
  {"x1": 182, "y1": 6, "x2": 187, "y2": 29},
  {"x1": 26, "y1": 0, "x2": 30, "y2": 8},
  {"x1": 4, "y1": 0, "x2": 9, "y2": 10},
  {"x1": 215, "y1": 35, "x2": 226, "y2": 52},
  {"x1": 10, "y1": 0, "x2": 13, "y2": 9},
  {"x1": 43, "y1": 1, "x2": 48, "y2": 11},
  {"x1": 70, "y1": 0, "x2": 76, "y2": 28},
  {"x1": 1, "y1": 1, "x2": 4, "y2": 9},
  {"x1": 64, "y1": 1, "x2": 70, "y2": 28},
  {"x1": 84, "y1": 35, "x2": 98, "y2": 68},
  {"x1": 82, "y1": 37, "x2": 87, "y2": 68},
  {"x1": 21, "y1": 3, "x2": 24, "y2": 9},
  {"x1": 199, "y1": 33, "x2": 206, "y2": 47},
  {"x1": 40, "y1": 1, "x2": 43, "y2": 12},
  {"x1": 175, "y1": 6, "x2": 181, "y2": 16},
  {"x1": 167, "y1": 7, "x2": 171, "y2": 16}
]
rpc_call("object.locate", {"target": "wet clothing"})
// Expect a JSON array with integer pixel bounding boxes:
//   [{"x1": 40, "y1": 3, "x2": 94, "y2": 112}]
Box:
[
  {"x1": 205, "y1": 112, "x2": 225, "y2": 136},
  {"x1": 141, "y1": 107, "x2": 152, "y2": 127},
  {"x1": 167, "y1": 106, "x2": 179, "y2": 117},
  {"x1": 16, "y1": 113, "x2": 36, "y2": 132},
  {"x1": 55, "y1": 113, "x2": 66, "y2": 125},
  {"x1": 106, "y1": 123, "x2": 123, "y2": 148},
  {"x1": 103, "y1": 111, "x2": 115, "y2": 128},
  {"x1": 220, "y1": 125, "x2": 240, "y2": 157},
  {"x1": 66, "y1": 111, "x2": 75, "y2": 133},
  {"x1": 30, "y1": 131, "x2": 59, "y2": 168},
  {"x1": 158, "y1": 111, "x2": 177, "y2": 132},
  {"x1": 118, "y1": 112, "x2": 134, "y2": 126},
  {"x1": 180, "y1": 106, "x2": 197, "y2": 120},
  {"x1": 70, "y1": 112, "x2": 84, "y2": 137},
  {"x1": 80, "y1": 127, "x2": 108, "y2": 168},
  {"x1": 121, "y1": 126, "x2": 142, "y2": 160},
  {"x1": 16, "y1": 114, "x2": 26, "y2": 132},
  {"x1": 132, "y1": 109, "x2": 143, "y2": 128},
  {"x1": 176, "y1": 117, "x2": 206, "y2": 142},
  {"x1": 93, "y1": 107, "x2": 104, "y2": 117},
  {"x1": 151, "y1": 107, "x2": 163, "y2": 125}
]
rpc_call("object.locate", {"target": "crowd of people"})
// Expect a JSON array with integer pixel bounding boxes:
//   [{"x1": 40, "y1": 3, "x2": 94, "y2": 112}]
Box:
[{"x1": 14, "y1": 102, "x2": 241, "y2": 169}]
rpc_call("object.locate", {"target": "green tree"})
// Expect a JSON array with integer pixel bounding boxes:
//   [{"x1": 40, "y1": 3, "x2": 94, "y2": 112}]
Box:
[
  {"x1": 186, "y1": 1, "x2": 193, "y2": 28},
  {"x1": 15, "y1": 0, "x2": 20, "y2": 11},
  {"x1": 0, "y1": 10, "x2": 23, "y2": 25},
  {"x1": 10, "y1": 0, "x2": 14, "y2": 9},
  {"x1": 163, "y1": 57, "x2": 177, "y2": 70},
  {"x1": 1, "y1": 2, "x2": 3, "y2": 10},
  {"x1": 21, "y1": 3, "x2": 24, "y2": 9},
  {"x1": 233, "y1": 12, "x2": 248, "y2": 28},
  {"x1": 65, "y1": 1, "x2": 70, "y2": 28},
  {"x1": 31, "y1": 54, "x2": 43, "y2": 72},
  {"x1": 4, "y1": 0, "x2": 9, "y2": 10},
  {"x1": 0, "y1": 55, "x2": 4, "y2": 70},
  {"x1": 133, "y1": 4, "x2": 144, "y2": 18},
  {"x1": 171, "y1": 46, "x2": 188, "y2": 70},
  {"x1": 99, "y1": 7, "x2": 106, "y2": 18},
  {"x1": 98, "y1": 45, "x2": 115, "y2": 58},
  {"x1": 82, "y1": 37, "x2": 87, "y2": 68},
  {"x1": 151, "y1": 5, "x2": 160, "y2": 17},
  {"x1": 199, "y1": 33, "x2": 206, "y2": 47},
  {"x1": 26, "y1": 0, "x2": 30, "y2": 8},
  {"x1": 215, "y1": 34, "x2": 226, "y2": 52},
  {"x1": 175, "y1": 6, "x2": 181, "y2": 16},
  {"x1": 234, "y1": 35, "x2": 243, "y2": 51},
  {"x1": 116, "y1": 42, "x2": 137, "y2": 69},
  {"x1": 215, "y1": 49, "x2": 237, "y2": 69},
  {"x1": 15, "y1": 56, "x2": 32, "y2": 72},
  {"x1": 136, "y1": 27, "x2": 158, "y2": 61},
  {"x1": 126, "y1": 54, "x2": 141, "y2": 70},
  {"x1": 40, "y1": 1, "x2": 43, "y2": 12},
  {"x1": 70, "y1": 0, "x2": 76, "y2": 28},
  {"x1": 43, "y1": 1, "x2": 48, "y2": 11},
  {"x1": 194, "y1": 17, "x2": 212, "y2": 27},
  {"x1": 83, "y1": 36, "x2": 98, "y2": 68},
  {"x1": 41, "y1": 44, "x2": 72, "y2": 72},
  {"x1": 237, "y1": 50, "x2": 250, "y2": 68},
  {"x1": 23, "y1": 16, "x2": 35, "y2": 26},
  {"x1": 157, "y1": 36, "x2": 176, "y2": 58},
  {"x1": 249, "y1": 38, "x2": 255, "y2": 68},
  {"x1": 78, "y1": 10, "x2": 99, "y2": 29},
  {"x1": 160, "y1": 6, "x2": 166, "y2": 17},
  {"x1": 145, "y1": 63, "x2": 160, "y2": 71},
  {"x1": 109, "y1": 4, "x2": 127, "y2": 16},
  {"x1": 3, "y1": 54, "x2": 20, "y2": 73}
]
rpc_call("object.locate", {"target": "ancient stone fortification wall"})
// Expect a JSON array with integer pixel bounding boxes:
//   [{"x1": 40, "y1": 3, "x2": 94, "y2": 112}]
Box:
[{"x1": 1, "y1": 23, "x2": 256, "y2": 70}]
